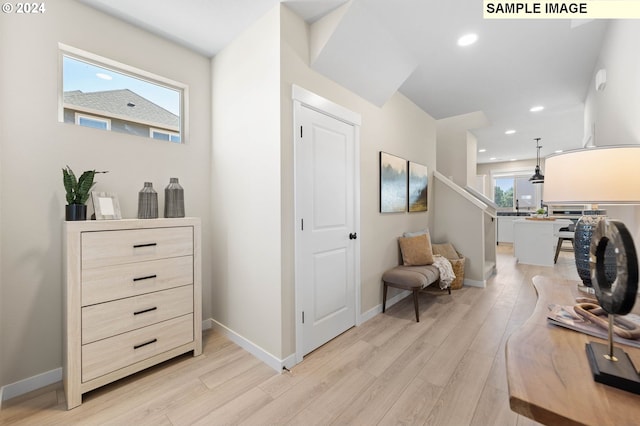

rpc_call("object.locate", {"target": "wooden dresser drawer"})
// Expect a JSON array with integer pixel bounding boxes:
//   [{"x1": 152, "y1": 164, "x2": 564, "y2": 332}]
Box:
[
  {"x1": 82, "y1": 227, "x2": 193, "y2": 269},
  {"x1": 82, "y1": 256, "x2": 193, "y2": 306},
  {"x1": 64, "y1": 218, "x2": 202, "y2": 409},
  {"x1": 82, "y1": 285, "x2": 193, "y2": 344},
  {"x1": 82, "y1": 314, "x2": 194, "y2": 382}
]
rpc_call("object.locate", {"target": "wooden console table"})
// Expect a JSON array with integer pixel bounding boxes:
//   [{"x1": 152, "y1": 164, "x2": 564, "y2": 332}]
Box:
[{"x1": 506, "y1": 275, "x2": 640, "y2": 426}]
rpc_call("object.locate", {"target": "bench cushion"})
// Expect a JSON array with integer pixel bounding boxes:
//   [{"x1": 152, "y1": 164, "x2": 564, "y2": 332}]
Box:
[{"x1": 382, "y1": 264, "x2": 440, "y2": 290}]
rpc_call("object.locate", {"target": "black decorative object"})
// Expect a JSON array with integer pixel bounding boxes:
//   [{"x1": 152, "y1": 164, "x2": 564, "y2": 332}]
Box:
[
  {"x1": 586, "y1": 219, "x2": 640, "y2": 394},
  {"x1": 529, "y1": 138, "x2": 544, "y2": 184},
  {"x1": 574, "y1": 214, "x2": 617, "y2": 288},
  {"x1": 164, "y1": 177, "x2": 185, "y2": 218},
  {"x1": 138, "y1": 182, "x2": 158, "y2": 219},
  {"x1": 65, "y1": 204, "x2": 87, "y2": 221}
]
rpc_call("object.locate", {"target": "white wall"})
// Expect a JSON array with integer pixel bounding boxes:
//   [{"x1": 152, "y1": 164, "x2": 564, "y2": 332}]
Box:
[
  {"x1": 208, "y1": 5, "x2": 438, "y2": 362},
  {"x1": 431, "y1": 175, "x2": 486, "y2": 285},
  {"x1": 0, "y1": 0, "x2": 211, "y2": 388},
  {"x1": 436, "y1": 111, "x2": 489, "y2": 187},
  {"x1": 281, "y1": 5, "x2": 437, "y2": 355},
  {"x1": 466, "y1": 132, "x2": 478, "y2": 188},
  {"x1": 210, "y1": 7, "x2": 284, "y2": 358},
  {"x1": 583, "y1": 20, "x2": 640, "y2": 252},
  {"x1": 436, "y1": 125, "x2": 468, "y2": 186},
  {"x1": 584, "y1": 21, "x2": 640, "y2": 147}
]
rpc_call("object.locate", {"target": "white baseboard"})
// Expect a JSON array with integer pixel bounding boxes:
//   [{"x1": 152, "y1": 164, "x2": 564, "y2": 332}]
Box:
[
  {"x1": 210, "y1": 320, "x2": 295, "y2": 372},
  {"x1": 464, "y1": 278, "x2": 486, "y2": 288},
  {"x1": 202, "y1": 317, "x2": 214, "y2": 331},
  {"x1": 359, "y1": 289, "x2": 410, "y2": 324},
  {"x1": 210, "y1": 290, "x2": 409, "y2": 374},
  {"x1": 1, "y1": 319, "x2": 214, "y2": 403},
  {"x1": 0, "y1": 367, "x2": 62, "y2": 402}
]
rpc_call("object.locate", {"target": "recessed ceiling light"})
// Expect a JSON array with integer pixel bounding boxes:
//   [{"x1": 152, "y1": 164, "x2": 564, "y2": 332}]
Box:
[
  {"x1": 96, "y1": 73, "x2": 112, "y2": 80},
  {"x1": 489, "y1": 157, "x2": 497, "y2": 161},
  {"x1": 505, "y1": 130, "x2": 516, "y2": 135},
  {"x1": 530, "y1": 105, "x2": 544, "y2": 112},
  {"x1": 457, "y1": 33, "x2": 478, "y2": 47},
  {"x1": 479, "y1": 148, "x2": 487, "y2": 153},
  {"x1": 510, "y1": 158, "x2": 517, "y2": 161},
  {"x1": 555, "y1": 150, "x2": 563, "y2": 153}
]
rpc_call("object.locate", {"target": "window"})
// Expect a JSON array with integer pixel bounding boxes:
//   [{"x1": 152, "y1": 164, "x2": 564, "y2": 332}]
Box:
[
  {"x1": 494, "y1": 177, "x2": 514, "y2": 208},
  {"x1": 59, "y1": 44, "x2": 187, "y2": 143},
  {"x1": 75, "y1": 113, "x2": 110, "y2": 130},
  {"x1": 493, "y1": 172, "x2": 540, "y2": 211},
  {"x1": 150, "y1": 128, "x2": 181, "y2": 143}
]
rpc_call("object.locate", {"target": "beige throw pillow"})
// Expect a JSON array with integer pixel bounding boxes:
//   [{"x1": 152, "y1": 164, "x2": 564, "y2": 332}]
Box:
[
  {"x1": 398, "y1": 233, "x2": 434, "y2": 266},
  {"x1": 432, "y1": 243, "x2": 459, "y2": 260}
]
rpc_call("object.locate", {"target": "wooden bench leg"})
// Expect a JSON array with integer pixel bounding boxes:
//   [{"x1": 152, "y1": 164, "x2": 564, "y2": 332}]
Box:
[
  {"x1": 413, "y1": 290, "x2": 420, "y2": 322},
  {"x1": 382, "y1": 282, "x2": 388, "y2": 313}
]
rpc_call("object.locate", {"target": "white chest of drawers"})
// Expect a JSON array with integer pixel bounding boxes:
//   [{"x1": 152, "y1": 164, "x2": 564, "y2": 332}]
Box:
[{"x1": 63, "y1": 218, "x2": 202, "y2": 410}]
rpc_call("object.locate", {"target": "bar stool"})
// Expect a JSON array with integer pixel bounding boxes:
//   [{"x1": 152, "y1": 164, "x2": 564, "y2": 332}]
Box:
[{"x1": 554, "y1": 225, "x2": 575, "y2": 264}]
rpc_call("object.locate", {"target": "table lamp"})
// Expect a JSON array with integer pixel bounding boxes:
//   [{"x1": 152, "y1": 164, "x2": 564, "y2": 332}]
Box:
[
  {"x1": 544, "y1": 146, "x2": 640, "y2": 290},
  {"x1": 545, "y1": 145, "x2": 640, "y2": 394}
]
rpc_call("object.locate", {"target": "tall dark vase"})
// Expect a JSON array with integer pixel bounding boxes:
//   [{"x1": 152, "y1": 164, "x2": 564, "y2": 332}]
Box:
[
  {"x1": 65, "y1": 204, "x2": 87, "y2": 221},
  {"x1": 164, "y1": 177, "x2": 185, "y2": 218},
  {"x1": 574, "y1": 214, "x2": 617, "y2": 287},
  {"x1": 138, "y1": 182, "x2": 158, "y2": 219}
]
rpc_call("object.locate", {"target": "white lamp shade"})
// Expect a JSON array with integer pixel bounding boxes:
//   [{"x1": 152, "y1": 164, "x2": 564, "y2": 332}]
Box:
[{"x1": 544, "y1": 146, "x2": 640, "y2": 205}]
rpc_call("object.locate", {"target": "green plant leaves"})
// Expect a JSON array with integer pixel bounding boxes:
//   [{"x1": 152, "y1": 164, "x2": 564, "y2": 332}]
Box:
[
  {"x1": 62, "y1": 166, "x2": 107, "y2": 205},
  {"x1": 62, "y1": 166, "x2": 77, "y2": 204}
]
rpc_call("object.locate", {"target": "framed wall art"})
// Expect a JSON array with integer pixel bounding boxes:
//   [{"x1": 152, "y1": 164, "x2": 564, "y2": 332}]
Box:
[
  {"x1": 379, "y1": 151, "x2": 407, "y2": 213},
  {"x1": 408, "y1": 161, "x2": 428, "y2": 212},
  {"x1": 91, "y1": 191, "x2": 122, "y2": 220}
]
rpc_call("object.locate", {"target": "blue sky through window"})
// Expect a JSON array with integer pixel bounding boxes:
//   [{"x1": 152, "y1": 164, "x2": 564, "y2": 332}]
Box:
[
  {"x1": 495, "y1": 177, "x2": 513, "y2": 192},
  {"x1": 63, "y1": 56, "x2": 180, "y2": 116}
]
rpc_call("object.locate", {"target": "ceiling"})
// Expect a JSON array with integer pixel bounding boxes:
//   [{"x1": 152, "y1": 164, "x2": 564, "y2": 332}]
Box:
[{"x1": 77, "y1": 0, "x2": 610, "y2": 164}]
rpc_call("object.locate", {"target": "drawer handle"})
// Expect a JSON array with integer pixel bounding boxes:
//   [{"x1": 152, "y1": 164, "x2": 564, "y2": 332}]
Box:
[
  {"x1": 133, "y1": 274, "x2": 157, "y2": 282},
  {"x1": 133, "y1": 243, "x2": 157, "y2": 248},
  {"x1": 134, "y1": 338, "x2": 157, "y2": 350},
  {"x1": 133, "y1": 307, "x2": 158, "y2": 316}
]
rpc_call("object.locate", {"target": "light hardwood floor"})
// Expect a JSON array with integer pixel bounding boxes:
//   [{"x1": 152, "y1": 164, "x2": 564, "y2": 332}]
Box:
[{"x1": 1, "y1": 245, "x2": 580, "y2": 425}]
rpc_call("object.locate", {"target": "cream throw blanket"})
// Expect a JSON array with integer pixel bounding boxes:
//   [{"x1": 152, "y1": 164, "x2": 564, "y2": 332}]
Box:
[{"x1": 433, "y1": 254, "x2": 455, "y2": 289}]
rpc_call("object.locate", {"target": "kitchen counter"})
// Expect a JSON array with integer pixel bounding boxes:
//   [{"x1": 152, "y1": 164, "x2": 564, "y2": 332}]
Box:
[{"x1": 497, "y1": 212, "x2": 531, "y2": 243}]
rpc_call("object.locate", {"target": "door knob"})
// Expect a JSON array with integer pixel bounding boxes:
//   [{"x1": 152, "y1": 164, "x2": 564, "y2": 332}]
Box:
[{"x1": 349, "y1": 233, "x2": 357, "y2": 240}]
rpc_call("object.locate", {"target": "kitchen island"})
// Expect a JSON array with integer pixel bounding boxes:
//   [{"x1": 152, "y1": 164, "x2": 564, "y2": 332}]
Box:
[{"x1": 513, "y1": 218, "x2": 572, "y2": 266}]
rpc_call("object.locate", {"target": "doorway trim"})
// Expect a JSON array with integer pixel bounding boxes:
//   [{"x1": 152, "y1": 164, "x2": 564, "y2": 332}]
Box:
[{"x1": 292, "y1": 85, "x2": 362, "y2": 364}]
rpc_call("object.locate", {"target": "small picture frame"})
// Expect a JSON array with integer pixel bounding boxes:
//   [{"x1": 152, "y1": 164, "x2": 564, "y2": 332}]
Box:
[{"x1": 91, "y1": 191, "x2": 122, "y2": 220}]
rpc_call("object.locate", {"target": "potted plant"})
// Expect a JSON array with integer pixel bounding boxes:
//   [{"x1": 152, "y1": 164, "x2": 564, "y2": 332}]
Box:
[
  {"x1": 62, "y1": 166, "x2": 107, "y2": 221},
  {"x1": 536, "y1": 208, "x2": 546, "y2": 218}
]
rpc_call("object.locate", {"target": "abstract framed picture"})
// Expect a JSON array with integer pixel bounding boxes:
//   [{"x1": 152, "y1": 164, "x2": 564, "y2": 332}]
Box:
[
  {"x1": 408, "y1": 161, "x2": 428, "y2": 212},
  {"x1": 379, "y1": 151, "x2": 407, "y2": 213}
]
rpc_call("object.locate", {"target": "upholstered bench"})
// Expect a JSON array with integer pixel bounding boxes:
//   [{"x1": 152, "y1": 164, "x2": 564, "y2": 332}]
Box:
[{"x1": 382, "y1": 264, "x2": 450, "y2": 322}]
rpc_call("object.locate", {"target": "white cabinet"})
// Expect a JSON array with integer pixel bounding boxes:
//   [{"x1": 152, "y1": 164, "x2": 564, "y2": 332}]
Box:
[
  {"x1": 497, "y1": 216, "x2": 516, "y2": 243},
  {"x1": 63, "y1": 218, "x2": 202, "y2": 409},
  {"x1": 513, "y1": 218, "x2": 572, "y2": 266}
]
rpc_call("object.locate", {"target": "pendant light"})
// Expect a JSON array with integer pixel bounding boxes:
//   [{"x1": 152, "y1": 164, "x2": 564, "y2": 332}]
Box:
[{"x1": 529, "y1": 138, "x2": 544, "y2": 184}]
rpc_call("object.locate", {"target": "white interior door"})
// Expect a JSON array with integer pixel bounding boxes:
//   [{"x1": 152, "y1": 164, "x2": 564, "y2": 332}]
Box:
[{"x1": 296, "y1": 104, "x2": 357, "y2": 356}]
